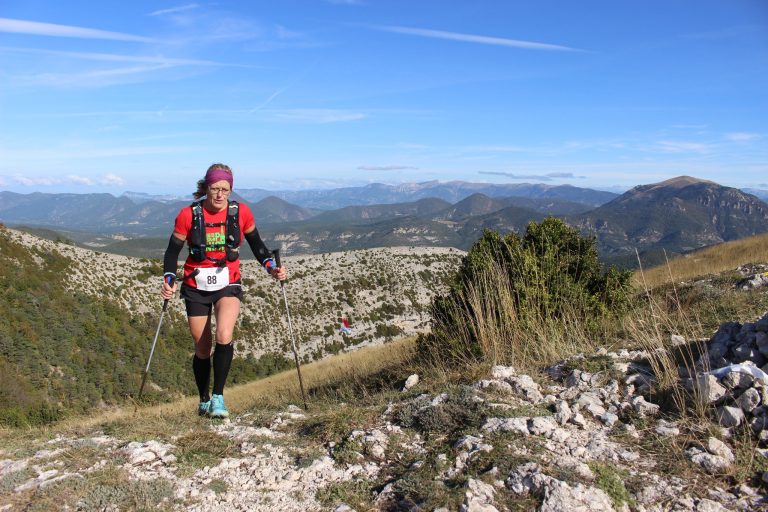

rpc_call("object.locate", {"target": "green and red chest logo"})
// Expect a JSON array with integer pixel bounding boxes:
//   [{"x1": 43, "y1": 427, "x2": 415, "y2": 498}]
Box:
[{"x1": 207, "y1": 226, "x2": 226, "y2": 248}]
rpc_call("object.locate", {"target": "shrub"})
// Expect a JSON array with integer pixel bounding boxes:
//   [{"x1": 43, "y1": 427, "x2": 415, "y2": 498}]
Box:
[
  {"x1": 394, "y1": 386, "x2": 486, "y2": 439},
  {"x1": 419, "y1": 218, "x2": 632, "y2": 368}
]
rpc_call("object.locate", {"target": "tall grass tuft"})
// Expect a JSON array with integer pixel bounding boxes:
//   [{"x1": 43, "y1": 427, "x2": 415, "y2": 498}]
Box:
[
  {"x1": 419, "y1": 219, "x2": 633, "y2": 374},
  {"x1": 422, "y1": 260, "x2": 605, "y2": 371},
  {"x1": 635, "y1": 232, "x2": 768, "y2": 289},
  {"x1": 628, "y1": 250, "x2": 710, "y2": 418}
]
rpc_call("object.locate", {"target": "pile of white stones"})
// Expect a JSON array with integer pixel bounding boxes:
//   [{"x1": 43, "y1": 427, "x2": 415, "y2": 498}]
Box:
[
  {"x1": 689, "y1": 312, "x2": 768, "y2": 436},
  {"x1": 736, "y1": 265, "x2": 768, "y2": 290}
]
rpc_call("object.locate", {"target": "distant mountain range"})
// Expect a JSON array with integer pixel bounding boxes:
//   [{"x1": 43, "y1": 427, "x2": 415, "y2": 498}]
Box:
[
  {"x1": 234, "y1": 181, "x2": 618, "y2": 209},
  {"x1": 0, "y1": 181, "x2": 612, "y2": 236},
  {"x1": 743, "y1": 188, "x2": 768, "y2": 202},
  {"x1": 2, "y1": 177, "x2": 767, "y2": 266},
  {"x1": 572, "y1": 176, "x2": 768, "y2": 262}
]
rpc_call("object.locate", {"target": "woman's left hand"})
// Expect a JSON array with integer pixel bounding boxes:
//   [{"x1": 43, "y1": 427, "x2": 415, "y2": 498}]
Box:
[{"x1": 271, "y1": 265, "x2": 287, "y2": 281}]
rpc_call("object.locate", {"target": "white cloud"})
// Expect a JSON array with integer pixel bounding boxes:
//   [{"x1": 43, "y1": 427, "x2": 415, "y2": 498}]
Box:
[
  {"x1": 13, "y1": 175, "x2": 61, "y2": 186},
  {"x1": 275, "y1": 25, "x2": 304, "y2": 40},
  {"x1": 67, "y1": 175, "x2": 95, "y2": 186},
  {"x1": 463, "y1": 145, "x2": 526, "y2": 153},
  {"x1": 398, "y1": 143, "x2": 429, "y2": 150},
  {"x1": 188, "y1": 17, "x2": 263, "y2": 43},
  {"x1": 15, "y1": 64, "x2": 178, "y2": 88},
  {"x1": 656, "y1": 140, "x2": 712, "y2": 153},
  {"x1": 273, "y1": 109, "x2": 366, "y2": 123},
  {"x1": 148, "y1": 4, "x2": 200, "y2": 16},
  {"x1": 0, "y1": 17, "x2": 157, "y2": 43},
  {"x1": 10, "y1": 173, "x2": 124, "y2": 187},
  {"x1": 725, "y1": 132, "x2": 760, "y2": 142},
  {"x1": 670, "y1": 124, "x2": 709, "y2": 130},
  {"x1": 358, "y1": 165, "x2": 418, "y2": 171},
  {"x1": 374, "y1": 25, "x2": 581, "y2": 52},
  {"x1": 0, "y1": 46, "x2": 227, "y2": 67},
  {"x1": 250, "y1": 88, "x2": 289, "y2": 113},
  {"x1": 100, "y1": 173, "x2": 125, "y2": 186},
  {"x1": 478, "y1": 171, "x2": 584, "y2": 181}
]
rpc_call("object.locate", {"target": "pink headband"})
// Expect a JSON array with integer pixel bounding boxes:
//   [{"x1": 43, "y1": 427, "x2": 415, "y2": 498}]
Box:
[{"x1": 204, "y1": 168, "x2": 233, "y2": 189}]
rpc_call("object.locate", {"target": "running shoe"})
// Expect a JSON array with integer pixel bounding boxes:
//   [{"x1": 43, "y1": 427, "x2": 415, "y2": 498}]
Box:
[
  {"x1": 198, "y1": 399, "x2": 211, "y2": 417},
  {"x1": 209, "y1": 394, "x2": 229, "y2": 419}
]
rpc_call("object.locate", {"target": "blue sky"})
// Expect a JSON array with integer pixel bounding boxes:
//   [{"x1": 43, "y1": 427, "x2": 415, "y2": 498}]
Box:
[{"x1": 1, "y1": 0, "x2": 766, "y2": 195}]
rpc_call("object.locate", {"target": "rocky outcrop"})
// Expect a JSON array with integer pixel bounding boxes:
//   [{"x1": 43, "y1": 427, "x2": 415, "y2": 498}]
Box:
[
  {"x1": 2, "y1": 318, "x2": 768, "y2": 510},
  {"x1": 690, "y1": 312, "x2": 768, "y2": 436}
]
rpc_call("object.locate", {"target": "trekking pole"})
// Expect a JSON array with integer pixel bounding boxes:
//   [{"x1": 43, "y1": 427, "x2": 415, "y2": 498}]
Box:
[
  {"x1": 138, "y1": 274, "x2": 176, "y2": 401},
  {"x1": 273, "y1": 249, "x2": 308, "y2": 410}
]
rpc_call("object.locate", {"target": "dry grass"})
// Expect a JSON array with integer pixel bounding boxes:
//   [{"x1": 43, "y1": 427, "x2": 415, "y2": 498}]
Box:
[
  {"x1": 423, "y1": 259, "x2": 610, "y2": 376},
  {"x1": 635, "y1": 232, "x2": 768, "y2": 289},
  {"x1": 629, "y1": 252, "x2": 711, "y2": 418},
  {"x1": 0, "y1": 338, "x2": 417, "y2": 443}
]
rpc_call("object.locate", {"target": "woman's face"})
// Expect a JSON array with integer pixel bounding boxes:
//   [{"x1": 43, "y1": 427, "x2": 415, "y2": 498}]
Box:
[{"x1": 205, "y1": 179, "x2": 231, "y2": 210}]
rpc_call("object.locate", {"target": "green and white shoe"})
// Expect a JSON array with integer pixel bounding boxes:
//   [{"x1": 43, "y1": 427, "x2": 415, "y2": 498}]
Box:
[
  {"x1": 209, "y1": 394, "x2": 229, "y2": 419},
  {"x1": 198, "y1": 399, "x2": 211, "y2": 417}
]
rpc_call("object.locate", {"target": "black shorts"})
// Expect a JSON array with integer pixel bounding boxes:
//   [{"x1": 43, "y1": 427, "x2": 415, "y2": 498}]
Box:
[{"x1": 180, "y1": 282, "x2": 243, "y2": 317}]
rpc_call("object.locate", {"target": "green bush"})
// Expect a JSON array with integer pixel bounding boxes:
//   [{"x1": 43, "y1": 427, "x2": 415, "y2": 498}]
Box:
[{"x1": 419, "y1": 218, "x2": 632, "y2": 367}]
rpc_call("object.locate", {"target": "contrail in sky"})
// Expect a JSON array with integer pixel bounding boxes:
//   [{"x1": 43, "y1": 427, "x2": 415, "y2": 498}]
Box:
[
  {"x1": 375, "y1": 25, "x2": 580, "y2": 52},
  {"x1": 0, "y1": 17, "x2": 157, "y2": 43}
]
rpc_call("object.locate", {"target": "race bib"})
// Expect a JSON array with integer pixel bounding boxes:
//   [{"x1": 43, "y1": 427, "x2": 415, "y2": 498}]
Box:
[{"x1": 194, "y1": 267, "x2": 229, "y2": 291}]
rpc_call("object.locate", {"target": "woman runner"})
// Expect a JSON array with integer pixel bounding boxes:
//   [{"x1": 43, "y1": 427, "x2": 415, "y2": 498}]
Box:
[{"x1": 160, "y1": 163, "x2": 286, "y2": 418}]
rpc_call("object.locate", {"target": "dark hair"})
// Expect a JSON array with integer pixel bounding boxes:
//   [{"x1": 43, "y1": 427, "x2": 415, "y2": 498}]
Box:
[{"x1": 193, "y1": 163, "x2": 233, "y2": 199}]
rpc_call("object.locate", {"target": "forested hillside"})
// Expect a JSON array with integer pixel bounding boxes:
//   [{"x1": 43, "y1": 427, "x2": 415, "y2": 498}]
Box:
[
  {"x1": 0, "y1": 226, "x2": 462, "y2": 426},
  {"x1": 0, "y1": 226, "x2": 191, "y2": 425}
]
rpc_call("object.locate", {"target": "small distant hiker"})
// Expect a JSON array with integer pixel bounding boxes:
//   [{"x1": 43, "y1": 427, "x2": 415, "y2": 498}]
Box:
[
  {"x1": 160, "y1": 163, "x2": 287, "y2": 418},
  {"x1": 339, "y1": 316, "x2": 352, "y2": 335}
]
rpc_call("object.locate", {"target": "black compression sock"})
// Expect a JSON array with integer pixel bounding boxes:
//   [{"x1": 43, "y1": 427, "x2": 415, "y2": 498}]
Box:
[
  {"x1": 212, "y1": 343, "x2": 233, "y2": 396},
  {"x1": 192, "y1": 355, "x2": 211, "y2": 402}
]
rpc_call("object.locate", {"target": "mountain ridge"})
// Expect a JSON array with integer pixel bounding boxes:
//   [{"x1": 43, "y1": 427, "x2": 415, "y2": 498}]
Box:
[
  {"x1": 3, "y1": 176, "x2": 767, "y2": 265},
  {"x1": 573, "y1": 177, "x2": 768, "y2": 256}
]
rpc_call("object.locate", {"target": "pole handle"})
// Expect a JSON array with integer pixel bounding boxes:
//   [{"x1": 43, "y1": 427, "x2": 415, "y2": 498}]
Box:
[
  {"x1": 272, "y1": 248, "x2": 281, "y2": 267},
  {"x1": 162, "y1": 274, "x2": 176, "y2": 312}
]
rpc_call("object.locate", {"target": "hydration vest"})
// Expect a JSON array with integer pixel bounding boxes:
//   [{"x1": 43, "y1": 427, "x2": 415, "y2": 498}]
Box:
[{"x1": 188, "y1": 200, "x2": 241, "y2": 265}]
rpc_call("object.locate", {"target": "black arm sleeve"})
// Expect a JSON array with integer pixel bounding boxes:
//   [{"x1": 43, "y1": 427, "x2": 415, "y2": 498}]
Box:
[
  {"x1": 163, "y1": 235, "x2": 184, "y2": 275},
  {"x1": 244, "y1": 228, "x2": 272, "y2": 265}
]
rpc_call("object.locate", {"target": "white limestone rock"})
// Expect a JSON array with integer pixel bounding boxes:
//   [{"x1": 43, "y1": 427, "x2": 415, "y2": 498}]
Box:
[
  {"x1": 716, "y1": 406, "x2": 745, "y2": 428},
  {"x1": 686, "y1": 438, "x2": 734, "y2": 474},
  {"x1": 631, "y1": 396, "x2": 660, "y2": 417},
  {"x1": 482, "y1": 417, "x2": 530, "y2": 435},
  {"x1": 490, "y1": 365, "x2": 517, "y2": 380},
  {"x1": 688, "y1": 374, "x2": 727, "y2": 403},
  {"x1": 529, "y1": 417, "x2": 558, "y2": 436},
  {"x1": 402, "y1": 374, "x2": 419, "y2": 391},
  {"x1": 735, "y1": 387, "x2": 761, "y2": 413},
  {"x1": 554, "y1": 400, "x2": 572, "y2": 425},
  {"x1": 460, "y1": 478, "x2": 498, "y2": 512},
  {"x1": 654, "y1": 419, "x2": 680, "y2": 437},
  {"x1": 506, "y1": 462, "x2": 614, "y2": 511}
]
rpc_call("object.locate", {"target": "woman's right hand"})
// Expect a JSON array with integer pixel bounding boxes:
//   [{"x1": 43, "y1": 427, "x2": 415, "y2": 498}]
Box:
[{"x1": 160, "y1": 277, "x2": 177, "y2": 300}]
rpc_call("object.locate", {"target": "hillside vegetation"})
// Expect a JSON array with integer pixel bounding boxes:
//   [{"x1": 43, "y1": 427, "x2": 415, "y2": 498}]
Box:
[
  {"x1": 0, "y1": 227, "x2": 290, "y2": 427},
  {"x1": 634, "y1": 231, "x2": 768, "y2": 289},
  {"x1": 420, "y1": 219, "x2": 632, "y2": 368},
  {"x1": 0, "y1": 226, "x2": 462, "y2": 427}
]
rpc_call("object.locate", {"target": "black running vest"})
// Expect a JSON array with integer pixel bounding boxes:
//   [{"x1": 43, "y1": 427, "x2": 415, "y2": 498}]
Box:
[{"x1": 187, "y1": 200, "x2": 241, "y2": 265}]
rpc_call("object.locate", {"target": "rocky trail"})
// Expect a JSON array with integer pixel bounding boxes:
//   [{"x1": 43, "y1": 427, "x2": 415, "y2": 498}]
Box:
[{"x1": 3, "y1": 313, "x2": 768, "y2": 510}]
